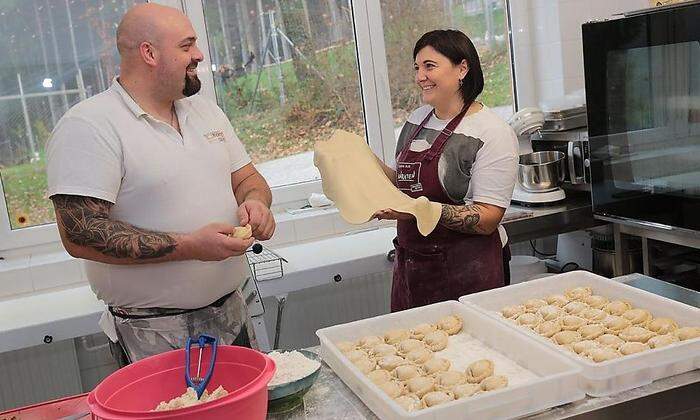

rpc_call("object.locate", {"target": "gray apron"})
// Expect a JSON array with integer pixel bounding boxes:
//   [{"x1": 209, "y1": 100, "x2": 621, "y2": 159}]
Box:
[{"x1": 109, "y1": 289, "x2": 256, "y2": 364}]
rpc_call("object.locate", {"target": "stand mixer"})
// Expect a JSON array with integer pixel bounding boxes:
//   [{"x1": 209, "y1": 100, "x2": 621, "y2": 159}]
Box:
[{"x1": 508, "y1": 108, "x2": 566, "y2": 206}]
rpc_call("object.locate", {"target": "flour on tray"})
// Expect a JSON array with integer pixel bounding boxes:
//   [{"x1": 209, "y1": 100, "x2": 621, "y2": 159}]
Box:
[
  {"x1": 437, "y1": 334, "x2": 539, "y2": 386},
  {"x1": 268, "y1": 350, "x2": 321, "y2": 386}
]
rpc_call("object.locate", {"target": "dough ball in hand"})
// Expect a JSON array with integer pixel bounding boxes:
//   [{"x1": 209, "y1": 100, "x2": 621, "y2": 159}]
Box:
[{"x1": 231, "y1": 224, "x2": 252, "y2": 239}]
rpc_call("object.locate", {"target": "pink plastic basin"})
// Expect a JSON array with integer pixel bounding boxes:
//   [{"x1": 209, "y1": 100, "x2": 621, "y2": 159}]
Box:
[{"x1": 87, "y1": 345, "x2": 275, "y2": 420}]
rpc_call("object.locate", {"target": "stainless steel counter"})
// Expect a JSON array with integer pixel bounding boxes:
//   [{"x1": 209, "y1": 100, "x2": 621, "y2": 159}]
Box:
[
  {"x1": 503, "y1": 190, "x2": 603, "y2": 243},
  {"x1": 268, "y1": 274, "x2": 700, "y2": 420}
]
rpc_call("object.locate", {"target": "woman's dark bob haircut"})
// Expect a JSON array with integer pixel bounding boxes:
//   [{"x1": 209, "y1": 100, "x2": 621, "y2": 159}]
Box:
[{"x1": 413, "y1": 29, "x2": 484, "y2": 109}]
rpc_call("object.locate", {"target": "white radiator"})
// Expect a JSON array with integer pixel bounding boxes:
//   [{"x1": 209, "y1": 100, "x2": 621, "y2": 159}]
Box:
[
  {"x1": 0, "y1": 338, "x2": 83, "y2": 411},
  {"x1": 262, "y1": 270, "x2": 392, "y2": 350}
]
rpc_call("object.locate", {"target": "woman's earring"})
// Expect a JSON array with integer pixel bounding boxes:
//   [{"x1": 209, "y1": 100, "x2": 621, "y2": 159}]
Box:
[{"x1": 459, "y1": 78, "x2": 463, "y2": 87}]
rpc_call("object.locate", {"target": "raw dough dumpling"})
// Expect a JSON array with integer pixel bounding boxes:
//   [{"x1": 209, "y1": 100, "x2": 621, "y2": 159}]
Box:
[
  {"x1": 561, "y1": 315, "x2": 588, "y2": 331},
  {"x1": 622, "y1": 308, "x2": 652, "y2": 325},
  {"x1": 480, "y1": 375, "x2": 508, "y2": 391},
  {"x1": 336, "y1": 341, "x2": 356, "y2": 353},
  {"x1": 588, "y1": 346, "x2": 621, "y2": 362},
  {"x1": 572, "y1": 340, "x2": 599, "y2": 355},
  {"x1": 437, "y1": 315, "x2": 463, "y2": 335},
  {"x1": 406, "y1": 376, "x2": 436, "y2": 398},
  {"x1": 411, "y1": 323, "x2": 438, "y2": 340},
  {"x1": 394, "y1": 364, "x2": 424, "y2": 381},
  {"x1": 565, "y1": 286, "x2": 593, "y2": 301},
  {"x1": 367, "y1": 369, "x2": 393, "y2": 385},
  {"x1": 552, "y1": 330, "x2": 582, "y2": 345},
  {"x1": 424, "y1": 330, "x2": 450, "y2": 351},
  {"x1": 405, "y1": 347, "x2": 434, "y2": 364},
  {"x1": 618, "y1": 326, "x2": 656, "y2": 343},
  {"x1": 465, "y1": 359, "x2": 494, "y2": 384},
  {"x1": 523, "y1": 298, "x2": 548, "y2": 313},
  {"x1": 563, "y1": 301, "x2": 589, "y2": 315},
  {"x1": 377, "y1": 355, "x2": 410, "y2": 371},
  {"x1": 501, "y1": 305, "x2": 526, "y2": 319},
  {"x1": 675, "y1": 326, "x2": 700, "y2": 341},
  {"x1": 396, "y1": 339, "x2": 426, "y2": 355},
  {"x1": 648, "y1": 334, "x2": 679, "y2": 349},
  {"x1": 516, "y1": 312, "x2": 543, "y2": 328},
  {"x1": 370, "y1": 343, "x2": 398, "y2": 358},
  {"x1": 314, "y1": 130, "x2": 442, "y2": 236},
  {"x1": 581, "y1": 308, "x2": 608, "y2": 322},
  {"x1": 619, "y1": 341, "x2": 649, "y2": 355},
  {"x1": 422, "y1": 357, "x2": 451, "y2": 375},
  {"x1": 345, "y1": 349, "x2": 368, "y2": 362},
  {"x1": 421, "y1": 390, "x2": 454, "y2": 408},
  {"x1": 604, "y1": 300, "x2": 632, "y2": 316},
  {"x1": 353, "y1": 355, "x2": 377, "y2": 373},
  {"x1": 647, "y1": 318, "x2": 678, "y2": 335},
  {"x1": 537, "y1": 305, "x2": 563, "y2": 321},
  {"x1": 596, "y1": 334, "x2": 625, "y2": 349},
  {"x1": 584, "y1": 295, "x2": 609, "y2": 309},
  {"x1": 535, "y1": 320, "x2": 562, "y2": 338},
  {"x1": 394, "y1": 394, "x2": 422, "y2": 412},
  {"x1": 545, "y1": 294, "x2": 570, "y2": 307},
  {"x1": 231, "y1": 224, "x2": 252, "y2": 239},
  {"x1": 384, "y1": 329, "x2": 411, "y2": 345},
  {"x1": 452, "y1": 383, "x2": 481, "y2": 399},
  {"x1": 379, "y1": 380, "x2": 406, "y2": 398},
  {"x1": 604, "y1": 315, "x2": 631, "y2": 333},
  {"x1": 435, "y1": 371, "x2": 466, "y2": 389},
  {"x1": 358, "y1": 335, "x2": 384, "y2": 349},
  {"x1": 578, "y1": 323, "x2": 606, "y2": 340}
]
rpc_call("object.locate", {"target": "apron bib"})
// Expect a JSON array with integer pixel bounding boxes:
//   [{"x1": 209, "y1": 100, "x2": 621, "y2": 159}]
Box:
[{"x1": 391, "y1": 107, "x2": 504, "y2": 312}]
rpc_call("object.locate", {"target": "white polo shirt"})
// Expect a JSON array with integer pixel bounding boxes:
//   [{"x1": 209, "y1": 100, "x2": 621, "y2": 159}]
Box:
[{"x1": 47, "y1": 79, "x2": 252, "y2": 309}]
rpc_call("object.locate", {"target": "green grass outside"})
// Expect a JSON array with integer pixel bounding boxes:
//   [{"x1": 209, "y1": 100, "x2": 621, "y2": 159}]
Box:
[{"x1": 1, "y1": 160, "x2": 53, "y2": 229}]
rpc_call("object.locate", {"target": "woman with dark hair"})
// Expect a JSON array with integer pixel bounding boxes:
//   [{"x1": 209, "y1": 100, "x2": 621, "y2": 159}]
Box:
[{"x1": 375, "y1": 29, "x2": 518, "y2": 312}]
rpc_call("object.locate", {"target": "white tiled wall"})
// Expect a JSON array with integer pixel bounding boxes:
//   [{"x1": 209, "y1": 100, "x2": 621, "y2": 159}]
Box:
[{"x1": 511, "y1": 0, "x2": 651, "y2": 108}]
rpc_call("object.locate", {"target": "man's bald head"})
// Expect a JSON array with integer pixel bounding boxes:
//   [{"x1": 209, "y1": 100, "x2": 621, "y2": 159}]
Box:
[{"x1": 116, "y1": 3, "x2": 189, "y2": 57}]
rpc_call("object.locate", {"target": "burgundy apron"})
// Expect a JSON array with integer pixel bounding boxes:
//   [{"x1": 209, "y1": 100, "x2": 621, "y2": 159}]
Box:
[{"x1": 391, "y1": 107, "x2": 504, "y2": 312}]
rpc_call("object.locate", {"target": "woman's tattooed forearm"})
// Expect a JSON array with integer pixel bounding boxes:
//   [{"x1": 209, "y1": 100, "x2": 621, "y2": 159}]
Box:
[
  {"x1": 439, "y1": 204, "x2": 484, "y2": 234},
  {"x1": 51, "y1": 195, "x2": 177, "y2": 259}
]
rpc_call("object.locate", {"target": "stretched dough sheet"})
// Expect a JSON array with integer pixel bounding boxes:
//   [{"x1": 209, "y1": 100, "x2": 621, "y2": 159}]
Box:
[{"x1": 313, "y1": 130, "x2": 442, "y2": 236}]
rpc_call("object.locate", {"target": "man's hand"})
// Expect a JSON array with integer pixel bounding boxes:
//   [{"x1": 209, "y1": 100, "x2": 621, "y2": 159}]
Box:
[
  {"x1": 185, "y1": 223, "x2": 254, "y2": 261},
  {"x1": 237, "y1": 199, "x2": 275, "y2": 240},
  {"x1": 373, "y1": 208, "x2": 414, "y2": 221}
]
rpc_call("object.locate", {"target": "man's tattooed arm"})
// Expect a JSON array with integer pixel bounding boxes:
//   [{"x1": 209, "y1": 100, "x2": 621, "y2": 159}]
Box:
[
  {"x1": 439, "y1": 202, "x2": 505, "y2": 235},
  {"x1": 51, "y1": 194, "x2": 179, "y2": 263}
]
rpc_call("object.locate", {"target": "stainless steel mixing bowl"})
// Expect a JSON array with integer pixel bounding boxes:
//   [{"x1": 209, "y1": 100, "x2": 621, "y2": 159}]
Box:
[{"x1": 517, "y1": 151, "x2": 566, "y2": 192}]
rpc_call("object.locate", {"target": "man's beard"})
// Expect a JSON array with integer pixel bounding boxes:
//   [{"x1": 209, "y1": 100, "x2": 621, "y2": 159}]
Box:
[{"x1": 183, "y1": 74, "x2": 201, "y2": 97}]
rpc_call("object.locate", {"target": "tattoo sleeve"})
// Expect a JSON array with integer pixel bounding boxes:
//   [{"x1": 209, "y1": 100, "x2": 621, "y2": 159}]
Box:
[
  {"x1": 51, "y1": 194, "x2": 177, "y2": 259},
  {"x1": 439, "y1": 203, "x2": 486, "y2": 234}
]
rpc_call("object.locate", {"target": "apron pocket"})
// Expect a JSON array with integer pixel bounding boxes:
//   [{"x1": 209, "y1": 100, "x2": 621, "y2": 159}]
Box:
[{"x1": 403, "y1": 246, "x2": 448, "y2": 307}]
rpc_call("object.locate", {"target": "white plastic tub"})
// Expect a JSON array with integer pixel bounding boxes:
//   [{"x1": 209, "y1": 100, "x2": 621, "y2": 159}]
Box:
[
  {"x1": 316, "y1": 301, "x2": 584, "y2": 419},
  {"x1": 459, "y1": 271, "x2": 700, "y2": 397}
]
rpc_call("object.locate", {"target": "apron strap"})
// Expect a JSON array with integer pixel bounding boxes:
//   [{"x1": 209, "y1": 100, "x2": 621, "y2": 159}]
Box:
[
  {"x1": 398, "y1": 106, "x2": 468, "y2": 163},
  {"x1": 424, "y1": 106, "x2": 468, "y2": 162}
]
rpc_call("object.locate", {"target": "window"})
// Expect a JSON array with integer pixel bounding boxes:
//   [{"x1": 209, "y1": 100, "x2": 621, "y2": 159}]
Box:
[
  {"x1": 0, "y1": 0, "x2": 146, "y2": 250},
  {"x1": 199, "y1": 0, "x2": 366, "y2": 190},
  {"x1": 379, "y1": 0, "x2": 515, "y2": 137}
]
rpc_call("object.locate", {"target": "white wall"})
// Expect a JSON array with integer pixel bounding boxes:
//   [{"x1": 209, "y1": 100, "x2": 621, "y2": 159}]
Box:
[{"x1": 511, "y1": 0, "x2": 651, "y2": 109}]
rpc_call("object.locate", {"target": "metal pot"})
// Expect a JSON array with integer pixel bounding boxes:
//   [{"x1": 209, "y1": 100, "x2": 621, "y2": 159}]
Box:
[{"x1": 518, "y1": 151, "x2": 566, "y2": 192}]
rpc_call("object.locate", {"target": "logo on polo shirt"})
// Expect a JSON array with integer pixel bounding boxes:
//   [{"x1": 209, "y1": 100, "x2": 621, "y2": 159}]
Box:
[{"x1": 204, "y1": 129, "x2": 226, "y2": 143}]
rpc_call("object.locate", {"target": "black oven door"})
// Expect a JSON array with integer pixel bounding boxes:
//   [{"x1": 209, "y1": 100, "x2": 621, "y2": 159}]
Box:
[{"x1": 583, "y1": 3, "x2": 700, "y2": 230}]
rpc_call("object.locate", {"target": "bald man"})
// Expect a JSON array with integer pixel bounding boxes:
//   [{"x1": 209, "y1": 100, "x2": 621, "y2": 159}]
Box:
[{"x1": 46, "y1": 4, "x2": 274, "y2": 365}]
